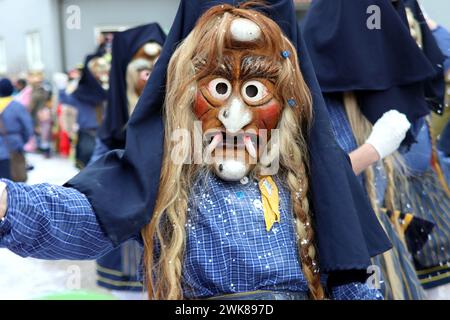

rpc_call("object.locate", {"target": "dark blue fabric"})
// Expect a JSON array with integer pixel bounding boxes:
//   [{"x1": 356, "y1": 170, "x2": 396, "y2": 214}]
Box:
[
  {"x1": 0, "y1": 159, "x2": 11, "y2": 179},
  {"x1": 0, "y1": 79, "x2": 14, "y2": 97},
  {"x1": 96, "y1": 242, "x2": 144, "y2": 292},
  {"x1": 404, "y1": 0, "x2": 446, "y2": 115},
  {"x1": 439, "y1": 120, "x2": 450, "y2": 156},
  {"x1": 403, "y1": 120, "x2": 432, "y2": 174},
  {"x1": 66, "y1": 0, "x2": 391, "y2": 272},
  {"x1": 302, "y1": 0, "x2": 437, "y2": 145},
  {"x1": 98, "y1": 23, "x2": 166, "y2": 150},
  {"x1": 72, "y1": 54, "x2": 108, "y2": 107}
]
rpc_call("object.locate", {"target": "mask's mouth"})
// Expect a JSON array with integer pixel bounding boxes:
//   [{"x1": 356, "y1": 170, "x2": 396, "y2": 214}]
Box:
[
  {"x1": 204, "y1": 130, "x2": 258, "y2": 159},
  {"x1": 204, "y1": 129, "x2": 259, "y2": 181}
]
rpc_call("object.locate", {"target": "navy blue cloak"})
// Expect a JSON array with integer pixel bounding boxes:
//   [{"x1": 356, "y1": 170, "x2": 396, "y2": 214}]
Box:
[
  {"x1": 66, "y1": 0, "x2": 391, "y2": 273},
  {"x1": 302, "y1": 0, "x2": 440, "y2": 145},
  {"x1": 404, "y1": 0, "x2": 446, "y2": 115},
  {"x1": 98, "y1": 23, "x2": 166, "y2": 150},
  {"x1": 72, "y1": 53, "x2": 108, "y2": 107}
]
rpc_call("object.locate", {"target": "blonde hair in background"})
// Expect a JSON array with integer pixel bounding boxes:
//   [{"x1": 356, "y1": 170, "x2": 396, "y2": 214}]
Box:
[
  {"x1": 141, "y1": 3, "x2": 325, "y2": 300},
  {"x1": 405, "y1": 7, "x2": 423, "y2": 48},
  {"x1": 343, "y1": 92, "x2": 408, "y2": 300},
  {"x1": 126, "y1": 58, "x2": 153, "y2": 116}
]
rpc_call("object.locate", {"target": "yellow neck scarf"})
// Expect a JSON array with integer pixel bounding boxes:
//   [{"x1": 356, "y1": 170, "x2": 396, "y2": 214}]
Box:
[{"x1": 258, "y1": 176, "x2": 280, "y2": 231}]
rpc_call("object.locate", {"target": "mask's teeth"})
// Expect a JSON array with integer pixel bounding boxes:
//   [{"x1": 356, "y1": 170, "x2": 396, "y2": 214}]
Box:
[
  {"x1": 244, "y1": 135, "x2": 257, "y2": 158},
  {"x1": 207, "y1": 133, "x2": 222, "y2": 154}
]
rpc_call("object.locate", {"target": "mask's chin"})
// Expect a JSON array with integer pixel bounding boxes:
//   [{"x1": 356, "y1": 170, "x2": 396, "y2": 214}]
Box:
[
  {"x1": 206, "y1": 135, "x2": 256, "y2": 181},
  {"x1": 213, "y1": 158, "x2": 251, "y2": 181},
  {"x1": 205, "y1": 131, "x2": 259, "y2": 181}
]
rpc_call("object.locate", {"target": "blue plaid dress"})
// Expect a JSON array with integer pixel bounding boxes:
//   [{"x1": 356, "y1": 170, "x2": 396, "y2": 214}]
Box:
[{"x1": 183, "y1": 175, "x2": 308, "y2": 298}]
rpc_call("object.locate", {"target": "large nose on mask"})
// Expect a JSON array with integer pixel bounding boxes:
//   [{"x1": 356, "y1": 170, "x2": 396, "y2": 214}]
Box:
[{"x1": 218, "y1": 97, "x2": 252, "y2": 133}]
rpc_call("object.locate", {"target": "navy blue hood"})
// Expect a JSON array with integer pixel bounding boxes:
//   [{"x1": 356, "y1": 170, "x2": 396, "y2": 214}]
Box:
[
  {"x1": 98, "y1": 23, "x2": 166, "y2": 150},
  {"x1": 72, "y1": 53, "x2": 108, "y2": 106}
]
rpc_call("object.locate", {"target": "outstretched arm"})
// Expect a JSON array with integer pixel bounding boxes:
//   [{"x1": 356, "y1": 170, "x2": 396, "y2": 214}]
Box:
[{"x1": 0, "y1": 180, "x2": 115, "y2": 260}]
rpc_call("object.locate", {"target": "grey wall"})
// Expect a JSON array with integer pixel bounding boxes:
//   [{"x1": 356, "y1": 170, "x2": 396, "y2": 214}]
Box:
[
  {"x1": 421, "y1": 0, "x2": 450, "y2": 30},
  {"x1": 61, "y1": 0, "x2": 180, "y2": 70},
  {"x1": 0, "y1": 0, "x2": 63, "y2": 77}
]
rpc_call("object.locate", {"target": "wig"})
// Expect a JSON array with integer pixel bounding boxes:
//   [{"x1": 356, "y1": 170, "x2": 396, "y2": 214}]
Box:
[{"x1": 141, "y1": 4, "x2": 325, "y2": 300}]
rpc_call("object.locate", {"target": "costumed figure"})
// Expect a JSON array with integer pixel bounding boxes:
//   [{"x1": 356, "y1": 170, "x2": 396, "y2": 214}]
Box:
[
  {"x1": 388, "y1": 0, "x2": 450, "y2": 299},
  {"x1": 0, "y1": 1, "x2": 397, "y2": 300},
  {"x1": 303, "y1": 0, "x2": 443, "y2": 300},
  {"x1": 91, "y1": 23, "x2": 165, "y2": 299},
  {"x1": 0, "y1": 78, "x2": 33, "y2": 181},
  {"x1": 427, "y1": 15, "x2": 450, "y2": 185},
  {"x1": 426, "y1": 14, "x2": 450, "y2": 140},
  {"x1": 53, "y1": 66, "x2": 83, "y2": 158},
  {"x1": 58, "y1": 52, "x2": 109, "y2": 168}
]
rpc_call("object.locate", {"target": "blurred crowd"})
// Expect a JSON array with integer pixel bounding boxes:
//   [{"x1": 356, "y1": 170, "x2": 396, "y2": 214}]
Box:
[{"x1": 0, "y1": 33, "x2": 113, "y2": 183}]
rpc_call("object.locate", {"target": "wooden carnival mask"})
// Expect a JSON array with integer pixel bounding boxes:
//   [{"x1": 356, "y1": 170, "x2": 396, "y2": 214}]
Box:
[
  {"x1": 126, "y1": 42, "x2": 162, "y2": 115},
  {"x1": 88, "y1": 56, "x2": 111, "y2": 90},
  {"x1": 194, "y1": 18, "x2": 284, "y2": 181}
]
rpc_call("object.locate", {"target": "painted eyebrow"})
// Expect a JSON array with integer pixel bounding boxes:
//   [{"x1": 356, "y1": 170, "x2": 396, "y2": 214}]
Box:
[
  {"x1": 213, "y1": 55, "x2": 234, "y2": 80},
  {"x1": 240, "y1": 56, "x2": 280, "y2": 82},
  {"x1": 193, "y1": 56, "x2": 234, "y2": 80}
]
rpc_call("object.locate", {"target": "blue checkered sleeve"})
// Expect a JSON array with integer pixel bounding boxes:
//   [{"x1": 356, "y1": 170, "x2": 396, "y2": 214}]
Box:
[
  {"x1": 324, "y1": 93, "x2": 358, "y2": 153},
  {"x1": 331, "y1": 283, "x2": 383, "y2": 300},
  {"x1": 0, "y1": 179, "x2": 114, "y2": 260}
]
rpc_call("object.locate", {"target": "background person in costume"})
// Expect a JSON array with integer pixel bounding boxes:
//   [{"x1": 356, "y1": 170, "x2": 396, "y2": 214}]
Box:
[
  {"x1": 91, "y1": 23, "x2": 165, "y2": 161},
  {"x1": 90, "y1": 23, "x2": 165, "y2": 300},
  {"x1": 426, "y1": 18, "x2": 450, "y2": 185},
  {"x1": 302, "y1": 0, "x2": 444, "y2": 300},
  {"x1": 0, "y1": 78, "x2": 33, "y2": 180},
  {"x1": 0, "y1": 0, "x2": 393, "y2": 299},
  {"x1": 27, "y1": 71, "x2": 53, "y2": 157},
  {"x1": 57, "y1": 53, "x2": 109, "y2": 169},
  {"x1": 390, "y1": 0, "x2": 450, "y2": 299},
  {"x1": 426, "y1": 14, "x2": 450, "y2": 141}
]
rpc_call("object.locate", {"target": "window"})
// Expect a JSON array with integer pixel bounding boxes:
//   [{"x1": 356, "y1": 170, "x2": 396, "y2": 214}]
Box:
[
  {"x1": 93, "y1": 26, "x2": 128, "y2": 54},
  {"x1": 0, "y1": 38, "x2": 6, "y2": 74},
  {"x1": 26, "y1": 31, "x2": 44, "y2": 71}
]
